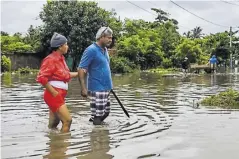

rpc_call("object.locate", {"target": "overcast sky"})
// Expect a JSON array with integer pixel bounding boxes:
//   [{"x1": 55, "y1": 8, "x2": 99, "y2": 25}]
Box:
[{"x1": 1, "y1": 0, "x2": 239, "y2": 36}]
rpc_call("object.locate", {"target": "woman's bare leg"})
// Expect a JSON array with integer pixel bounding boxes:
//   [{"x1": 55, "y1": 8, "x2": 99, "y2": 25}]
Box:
[
  {"x1": 56, "y1": 104, "x2": 72, "y2": 133},
  {"x1": 48, "y1": 110, "x2": 60, "y2": 129}
]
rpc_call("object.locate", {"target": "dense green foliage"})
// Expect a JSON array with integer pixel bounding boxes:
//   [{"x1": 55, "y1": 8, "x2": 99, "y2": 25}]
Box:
[
  {"x1": 110, "y1": 56, "x2": 138, "y2": 73},
  {"x1": 1, "y1": 1, "x2": 238, "y2": 73},
  {"x1": 1, "y1": 34, "x2": 33, "y2": 53},
  {"x1": 1, "y1": 55, "x2": 11, "y2": 72},
  {"x1": 38, "y1": 0, "x2": 122, "y2": 70}
]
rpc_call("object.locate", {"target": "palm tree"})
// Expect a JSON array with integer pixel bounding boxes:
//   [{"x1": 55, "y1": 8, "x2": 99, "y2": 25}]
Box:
[
  {"x1": 183, "y1": 31, "x2": 192, "y2": 38},
  {"x1": 191, "y1": 26, "x2": 204, "y2": 39}
]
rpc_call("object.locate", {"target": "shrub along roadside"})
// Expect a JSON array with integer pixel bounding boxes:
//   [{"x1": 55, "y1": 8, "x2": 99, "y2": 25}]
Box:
[
  {"x1": 201, "y1": 88, "x2": 239, "y2": 109},
  {"x1": 1, "y1": 55, "x2": 11, "y2": 72},
  {"x1": 110, "y1": 56, "x2": 139, "y2": 74},
  {"x1": 146, "y1": 67, "x2": 179, "y2": 75}
]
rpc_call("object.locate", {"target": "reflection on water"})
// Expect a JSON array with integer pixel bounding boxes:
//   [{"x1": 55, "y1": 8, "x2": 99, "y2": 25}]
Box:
[
  {"x1": 1, "y1": 70, "x2": 239, "y2": 159},
  {"x1": 44, "y1": 132, "x2": 71, "y2": 159},
  {"x1": 79, "y1": 127, "x2": 113, "y2": 159},
  {"x1": 1, "y1": 72, "x2": 12, "y2": 87}
]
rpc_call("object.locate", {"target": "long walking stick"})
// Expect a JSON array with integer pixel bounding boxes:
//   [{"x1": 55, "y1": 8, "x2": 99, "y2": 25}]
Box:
[{"x1": 110, "y1": 89, "x2": 130, "y2": 118}]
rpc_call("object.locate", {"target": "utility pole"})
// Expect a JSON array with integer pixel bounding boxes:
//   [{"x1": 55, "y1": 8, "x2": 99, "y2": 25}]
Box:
[{"x1": 230, "y1": 26, "x2": 232, "y2": 69}]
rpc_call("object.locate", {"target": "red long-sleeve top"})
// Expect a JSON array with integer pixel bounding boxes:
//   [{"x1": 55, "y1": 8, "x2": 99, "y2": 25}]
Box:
[{"x1": 36, "y1": 51, "x2": 71, "y2": 86}]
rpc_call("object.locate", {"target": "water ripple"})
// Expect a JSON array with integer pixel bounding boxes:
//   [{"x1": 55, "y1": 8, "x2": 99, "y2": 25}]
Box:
[{"x1": 1, "y1": 72, "x2": 239, "y2": 159}]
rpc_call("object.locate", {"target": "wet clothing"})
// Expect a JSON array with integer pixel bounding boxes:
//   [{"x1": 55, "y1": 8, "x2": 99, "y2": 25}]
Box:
[
  {"x1": 36, "y1": 51, "x2": 71, "y2": 112},
  {"x1": 37, "y1": 51, "x2": 71, "y2": 85},
  {"x1": 44, "y1": 87, "x2": 67, "y2": 112},
  {"x1": 88, "y1": 90, "x2": 111, "y2": 118}
]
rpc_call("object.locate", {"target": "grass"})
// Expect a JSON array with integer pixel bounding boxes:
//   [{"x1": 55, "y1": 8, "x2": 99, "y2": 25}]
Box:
[
  {"x1": 146, "y1": 67, "x2": 180, "y2": 75},
  {"x1": 201, "y1": 88, "x2": 239, "y2": 109},
  {"x1": 2, "y1": 67, "x2": 39, "y2": 74}
]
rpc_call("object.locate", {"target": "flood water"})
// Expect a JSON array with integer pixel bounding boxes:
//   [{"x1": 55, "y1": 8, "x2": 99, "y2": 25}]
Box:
[{"x1": 1, "y1": 71, "x2": 239, "y2": 159}]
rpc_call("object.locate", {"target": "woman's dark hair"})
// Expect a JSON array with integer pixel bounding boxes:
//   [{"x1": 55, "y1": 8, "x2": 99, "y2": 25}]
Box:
[
  {"x1": 50, "y1": 47, "x2": 59, "y2": 52},
  {"x1": 45, "y1": 47, "x2": 59, "y2": 56},
  {"x1": 37, "y1": 46, "x2": 61, "y2": 60}
]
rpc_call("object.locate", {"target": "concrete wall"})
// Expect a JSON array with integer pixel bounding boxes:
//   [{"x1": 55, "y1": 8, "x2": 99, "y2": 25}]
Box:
[{"x1": 4, "y1": 53, "x2": 41, "y2": 71}]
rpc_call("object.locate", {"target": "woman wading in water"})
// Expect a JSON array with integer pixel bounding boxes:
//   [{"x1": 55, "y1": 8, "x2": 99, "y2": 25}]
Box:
[{"x1": 36, "y1": 33, "x2": 78, "y2": 133}]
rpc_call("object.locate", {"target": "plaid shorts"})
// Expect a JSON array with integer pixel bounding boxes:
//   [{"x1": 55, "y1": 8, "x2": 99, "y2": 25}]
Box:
[{"x1": 88, "y1": 91, "x2": 111, "y2": 117}]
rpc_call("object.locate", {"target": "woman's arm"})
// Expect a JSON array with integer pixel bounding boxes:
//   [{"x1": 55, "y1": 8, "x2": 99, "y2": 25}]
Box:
[
  {"x1": 70, "y1": 72, "x2": 78, "y2": 78},
  {"x1": 44, "y1": 83, "x2": 59, "y2": 97},
  {"x1": 36, "y1": 58, "x2": 58, "y2": 96}
]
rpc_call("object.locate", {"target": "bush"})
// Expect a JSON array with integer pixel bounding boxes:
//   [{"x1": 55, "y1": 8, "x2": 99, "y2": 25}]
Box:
[
  {"x1": 17, "y1": 67, "x2": 31, "y2": 74},
  {"x1": 16, "y1": 67, "x2": 40, "y2": 74},
  {"x1": 1, "y1": 55, "x2": 11, "y2": 72},
  {"x1": 117, "y1": 29, "x2": 164, "y2": 69},
  {"x1": 148, "y1": 67, "x2": 178, "y2": 74},
  {"x1": 1, "y1": 35, "x2": 33, "y2": 53},
  {"x1": 110, "y1": 56, "x2": 138, "y2": 73},
  {"x1": 7, "y1": 42, "x2": 33, "y2": 53},
  {"x1": 201, "y1": 88, "x2": 239, "y2": 109},
  {"x1": 198, "y1": 54, "x2": 210, "y2": 65},
  {"x1": 161, "y1": 58, "x2": 173, "y2": 68}
]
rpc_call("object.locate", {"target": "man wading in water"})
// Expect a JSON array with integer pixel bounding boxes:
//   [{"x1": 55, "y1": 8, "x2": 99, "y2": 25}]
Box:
[
  {"x1": 77, "y1": 27, "x2": 113, "y2": 125},
  {"x1": 181, "y1": 57, "x2": 190, "y2": 74}
]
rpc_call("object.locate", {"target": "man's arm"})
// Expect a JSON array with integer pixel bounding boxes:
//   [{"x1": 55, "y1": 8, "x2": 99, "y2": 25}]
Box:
[
  {"x1": 77, "y1": 47, "x2": 95, "y2": 97},
  {"x1": 77, "y1": 68, "x2": 88, "y2": 97},
  {"x1": 77, "y1": 69, "x2": 87, "y2": 90}
]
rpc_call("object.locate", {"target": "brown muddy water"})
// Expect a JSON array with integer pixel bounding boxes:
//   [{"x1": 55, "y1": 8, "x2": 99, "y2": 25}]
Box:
[{"x1": 1, "y1": 71, "x2": 239, "y2": 159}]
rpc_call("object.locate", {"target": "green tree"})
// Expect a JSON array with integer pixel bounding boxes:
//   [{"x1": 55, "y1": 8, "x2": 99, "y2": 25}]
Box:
[
  {"x1": 158, "y1": 21, "x2": 181, "y2": 59},
  {"x1": 122, "y1": 19, "x2": 151, "y2": 37},
  {"x1": 39, "y1": 0, "x2": 121, "y2": 70},
  {"x1": 23, "y1": 25, "x2": 42, "y2": 52},
  {"x1": 1, "y1": 35, "x2": 33, "y2": 53},
  {"x1": 183, "y1": 31, "x2": 192, "y2": 38},
  {"x1": 151, "y1": 8, "x2": 178, "y2": 28},
  {"x1": 191, "y1": 26, "x2": 204, "y2": 39},
  {"x1": 202, "y1": 32, "x2": 231, "y2": 64},
  {"x1": 176, "y1": 38, "x2": 203, "y2": 64},
  {"x1": 1, "y1": 31, "x2": 9, "y2": 36},
  {"x1": 117, "y1": 28, "x2": 164, "y2": 69}
]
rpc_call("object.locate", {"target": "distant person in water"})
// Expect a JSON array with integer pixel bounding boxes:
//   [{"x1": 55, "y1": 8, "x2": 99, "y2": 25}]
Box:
[
  {"x1": 36, "y1": 33, "x2": 78, "y2": 133},
  {"x1": 181, "y1": 57, "x2": 190, "y2": 74},
  {"x1": 209, "y1": 55, "x2": 218, "y2": 73}
]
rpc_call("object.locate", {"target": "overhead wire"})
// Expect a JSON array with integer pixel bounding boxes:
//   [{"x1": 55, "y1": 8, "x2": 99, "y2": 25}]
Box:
[
  {"x1": 220, "y1": 0, "x2": 239, "y2": 6},
  {"x1": 169, "y1": 0, "x2": 234, "y2": 28},
  {"x1": 126, "y1": 0, "x2": 157, "y2": 16},
  {"x1": 100, "y1": 0, "x2": 238, "y2": 32},
  {"x1": 126, "y1": 0, "x2": 191, "y2": 30}
]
